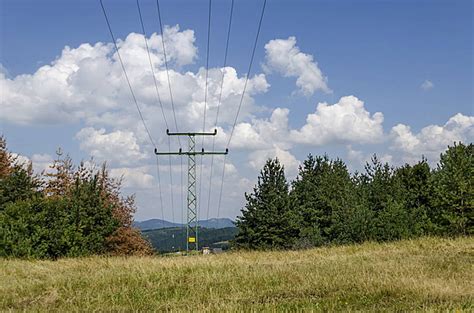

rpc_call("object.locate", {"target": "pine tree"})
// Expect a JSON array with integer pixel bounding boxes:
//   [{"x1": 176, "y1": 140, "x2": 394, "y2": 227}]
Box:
[
  {"x1": 290, "y1": 154, "x2": 325, "y2": 246},
  {"x1": 44, "y1": 148, "x2": 74, "y2": 197},
  {"x1": 234, "y1": 158, "x2": 296, "y2": 249},
  {"x1": 332, "y1": 171, "x2": 377, "y2": 243},
  {"x1": 393, "y1": 158, "x2": 433, "y2": 236},
  {"x1": 0, "y1": 197, "x2": 75, "y2": 259},
  {"x1": 430, "y1": 142, "x2": 473, "y2": 235},
  {"x1": 290, "y1": 155, "x2": 356, "y2": 246},
  {"x1": 360, "y1": 155, "x2": 410, "y2": 241},
  {"x1": 324, "y1": 158, "x2": 361, "y2": 242},
  {"x1": 363, "y1": 155, "x2": 401, "y2": 212}
]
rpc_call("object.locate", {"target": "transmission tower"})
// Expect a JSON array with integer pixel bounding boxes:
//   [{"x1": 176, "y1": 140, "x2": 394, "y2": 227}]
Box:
[{"x1": 155, "y1": 129, "x2": 228, "y2": 252}]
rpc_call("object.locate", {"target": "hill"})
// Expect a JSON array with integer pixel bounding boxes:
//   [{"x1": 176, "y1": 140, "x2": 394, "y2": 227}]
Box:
[
  {"x1": 132, "y1": 219, "x2": 178, "y2": 230},
  {"x1": 142, "y1": 227, "x2": 238, "y2": 252},
  {"x1": 1, "y1": 237, "x2": 472, "y2": 311},
  {"x1": 133, "y1": 218, "x2": 234, "y2": 230}
]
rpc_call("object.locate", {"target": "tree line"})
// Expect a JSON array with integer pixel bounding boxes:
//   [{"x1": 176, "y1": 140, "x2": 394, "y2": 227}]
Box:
[
  {"x1": 1, "y1": 135, "x2": 472, "y2": 258},
  {"x1": 234, "y1": 142, "x2": 473, "y2": 249},
  {"x1": 0, "y1": 137, "x2": 152, "y2": 259}
]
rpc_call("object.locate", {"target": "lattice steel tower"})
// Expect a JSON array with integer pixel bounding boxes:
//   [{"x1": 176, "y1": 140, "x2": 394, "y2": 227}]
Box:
[{"x1": 155, "y1": 129, "x2": 228, "y2": 252}]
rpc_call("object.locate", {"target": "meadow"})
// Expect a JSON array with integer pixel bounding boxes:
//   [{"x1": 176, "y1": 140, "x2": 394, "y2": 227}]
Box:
[{"x1": 1, "y1": 236, "x2": 473, "y2": 311}]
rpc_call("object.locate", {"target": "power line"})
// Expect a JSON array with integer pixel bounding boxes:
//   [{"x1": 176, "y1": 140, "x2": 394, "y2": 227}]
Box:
[
  {"x1": 136, "y1": 0, "x2": 169, "y2": 130},
  {"x1": 156, "y1": 0, "x2": 181, "y2": 148},
  {"x1": 214, "y1": 0, "x2": 267, "y2": 225},
  {"x1": 227, "y1": 0, "x2": 267, "y2": 148},
  {"x1": 100, "y1": 0, "x2": 156, "y2": 148},
  {"x1": 198, "y1": 0, "x2": 213, "y2": 222},
  {"x1": 155, "y1": 0, "x2": 183, "y2": 226},
  {"x1": 137, "y1": 0, "x2": 176, "y2": 227},
  {"x1": 155, "y1": 130, "x2": 227, "y2": 252},
  {"x1": 206, "y1": 0, "x2": 234, "y2": 220},
  {"x1": 202, "y1": 0, "x2": 212, "y2": 139},
  {"x1": 103, "y1": 0, "x2": 267, "y2": 237}
]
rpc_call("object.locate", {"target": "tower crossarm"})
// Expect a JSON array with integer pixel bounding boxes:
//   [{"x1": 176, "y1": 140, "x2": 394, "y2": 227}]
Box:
[
  {"x1": 166, "y1": 129, "x2": 217, "y2": 136},
  {"x1": 154, "y1": 128, "x2": 227, "y2": 252},
  {"x1": 154, "y1": 148, "x2": 228, "y2": 156}
]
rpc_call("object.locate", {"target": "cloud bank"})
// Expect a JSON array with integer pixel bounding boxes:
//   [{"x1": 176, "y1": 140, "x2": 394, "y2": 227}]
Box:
[{"x1": 2, "y1": 30, "x2": 472, "y2": 220}]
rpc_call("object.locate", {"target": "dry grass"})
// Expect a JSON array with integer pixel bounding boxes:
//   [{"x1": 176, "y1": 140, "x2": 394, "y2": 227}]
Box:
[{"x1": 1, "y1": 237, "x2": 473, "y2": 311}]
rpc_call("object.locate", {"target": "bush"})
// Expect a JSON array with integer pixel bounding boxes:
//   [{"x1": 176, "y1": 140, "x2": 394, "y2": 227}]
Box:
[{"x1": 0, "y1": 136, "x2": 152, "y2": 258}]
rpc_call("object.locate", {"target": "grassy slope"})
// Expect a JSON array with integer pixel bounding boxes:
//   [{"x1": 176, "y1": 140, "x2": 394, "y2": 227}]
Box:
[{"x1": 1, "y1": 237, "x2": 473, "y2": 311}]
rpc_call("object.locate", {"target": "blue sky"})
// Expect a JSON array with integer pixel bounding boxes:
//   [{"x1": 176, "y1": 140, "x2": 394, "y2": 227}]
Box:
[{"x1": 1, "y1": 0, "x2": 472, "y2": 221}]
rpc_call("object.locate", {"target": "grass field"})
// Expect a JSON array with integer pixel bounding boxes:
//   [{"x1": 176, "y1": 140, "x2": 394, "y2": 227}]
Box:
[{"x1": 1, "y1": 237, "x2": 473, "y2": 311}]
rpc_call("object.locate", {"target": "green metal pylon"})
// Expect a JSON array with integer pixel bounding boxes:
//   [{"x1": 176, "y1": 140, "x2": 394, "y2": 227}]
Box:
[
  {"x1": 155, "y1": 129, "x2": 228, "y2": 252},
  {"x1": 186, "y1": 134, "x2": 197, "y2": 251}
]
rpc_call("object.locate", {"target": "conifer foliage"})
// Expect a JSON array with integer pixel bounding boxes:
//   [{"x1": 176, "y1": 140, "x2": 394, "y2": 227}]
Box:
[
  {"x1": 0, "y1": 136, "x2": 152, "y2": 258},
  {"x1": 235, "y1": 142, "x2": 473, "y2": 249},
  {"x1": 430, "y1": 142, "x2": 473, "y2": 235},
  {"x1": 234, "y1": 159, "x2": 297, "y2": 249}
]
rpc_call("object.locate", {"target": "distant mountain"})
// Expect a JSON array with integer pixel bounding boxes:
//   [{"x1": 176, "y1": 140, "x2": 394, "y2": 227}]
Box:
[
  {"x1": 198, "y1": 218, "x2": 235, "y2": 229},
  {"x1": 132, "y1": 219, "x2": 179, "y2": 230},
  {"x1": 133, "y1": 218, "x2": 234, "y2": 231}
]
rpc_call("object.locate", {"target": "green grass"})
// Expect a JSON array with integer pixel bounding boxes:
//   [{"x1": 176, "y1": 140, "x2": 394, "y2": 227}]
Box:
[{"x1": 1, "y1": 237, "x2": 473, "y2": 311}]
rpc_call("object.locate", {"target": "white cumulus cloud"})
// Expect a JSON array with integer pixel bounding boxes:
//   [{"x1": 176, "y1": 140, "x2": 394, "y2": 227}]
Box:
[
  {"x1": 291, "y1": 96, "x2": 384, "y2": 145},
  {"x1": 110, "y1": 166, "x2": 155, "y2": 189},
  {"x1": 76, "y1": 127, "x2": 147, "y2": 166},
  {"x1": 390, "y1": 113, "x2": 474, "y2": 164},
  {"x1": 10, "y1": 153, "x2": 31, "y2": 169},
  {"x1": 4, "y1": 24, "x2": 470, "y2": 220},
  {"x1": 248, "y1": 146, "x2": 300, "y2": 179},
  {"x1": 420, "y1": 80, "x2": 434, "y2": 91},
  {"x1": 0, "y1": 26, "x2": 268, "y2": 132},
  {"x1": 31, "y1": 154, "x2": 54, "y2": 173},
  {"x1": 228, "y1": 107, "x2": 291, "y2": 150},
  {"x1": 264, "y1": 36, "x2": 330, "y2": 96}
]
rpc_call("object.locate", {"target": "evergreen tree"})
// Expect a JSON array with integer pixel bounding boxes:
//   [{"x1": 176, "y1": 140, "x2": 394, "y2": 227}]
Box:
[
  {"x1": 290, "y1": 155, "x2": 326, "y2": 246},
  {"x1": 430, "y1": 142, "x2": 473, "y2": 235},
  {"x1": 324, "y1": 160, "x2": 366, "y2": 243},
  {"x1": 44, "y1": 148, "x2": 74, "y2": 197},
  {"x1": 393, "y1": 159, "x2": 433, "y2": 236},
  {"x1": 290, "y1": 155, "x2": 356, "y2": 246},
  {"x1": 359, "y1": 155, "x2": 410, "y2": 241},
  {"x1": 234, "y1": 158, "x2": 296, "y2": 249},
  {"x1": 363, "y1": 155, "x2": 402, "y2": 211},
  {"x1": 0, "y1": 198, "x2": 75, "y2": 259},
  {"x1": 332, "y1": 171, "x2": 377, "y2": 243}
]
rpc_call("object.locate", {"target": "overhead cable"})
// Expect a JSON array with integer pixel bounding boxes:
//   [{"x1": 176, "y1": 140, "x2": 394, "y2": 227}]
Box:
[
  {"x1": 156, "y1": 0, "x2": 181, "y2": 148},
  {"x1": 100, "y1": 0, "x2": 157, "y2": 148},
  {"x1": 226, "y1": 0, "x2": 267, "y2": 148},
  {"x1": 198, "y1": 0, "x2": 213, "y2": 221},
  {"x1": 206, "y1": 0, "x2": 234, "y2": 220}
]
